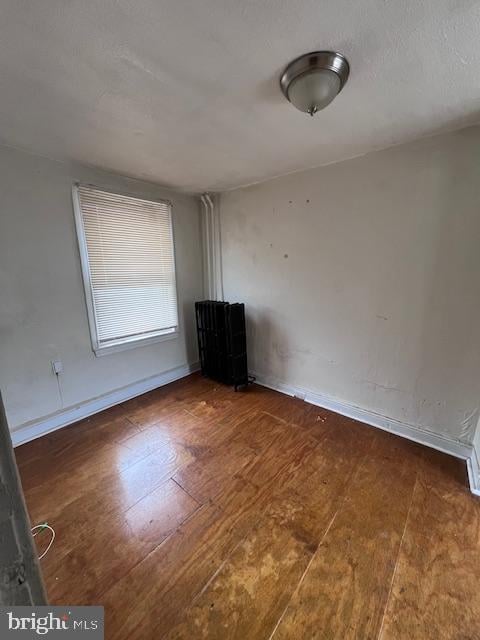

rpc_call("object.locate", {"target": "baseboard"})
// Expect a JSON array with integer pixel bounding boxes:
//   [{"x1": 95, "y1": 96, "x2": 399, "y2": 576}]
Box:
[
  {"x1": 253, "y1": 369, "x2": 479, "y2": 494},
  {"x1": 11, "y1": 361, "x2": 200, "y2": 447}
]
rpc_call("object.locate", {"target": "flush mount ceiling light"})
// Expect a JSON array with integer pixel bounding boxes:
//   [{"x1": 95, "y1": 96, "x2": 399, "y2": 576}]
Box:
[{"x1": 280, "y1": 51, "x2": 350, "y2": 116}]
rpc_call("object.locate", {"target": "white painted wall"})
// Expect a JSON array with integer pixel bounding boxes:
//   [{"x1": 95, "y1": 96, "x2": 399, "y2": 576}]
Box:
[
  {"x1": 220, "y1": 126, "x2": 480, "y2": 444},
  {"x1": 0, "y1": 145, "x2": 203, "y2": 432}
]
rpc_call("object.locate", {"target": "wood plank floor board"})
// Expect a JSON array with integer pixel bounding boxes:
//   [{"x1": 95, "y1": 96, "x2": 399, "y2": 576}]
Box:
[
  {"x1": 271, "y1": 434, "x2": 420, "y2": 640},
  {"x1": 163, "y1": 421, "x2": 377, "y2": 640},
  {"x1": 125, "y1": 374, "x2": 224, "y2": 430},
  {"x1": 100, "y1": 489, "x2": 272, "y2": 639},
  {"x1": 19, "y1": 426, "x2": 121, "y2": 487},
  {"x1": 40, "y1": 478, "x2": 199, "y2": 605},
  {"x1": 247, "y1": 412, "x2": 375, "y2": 506},
  {"x1": 228, "y1": 410, "x2": 298, "y2": 453},
  {"x1": 378, "y1": 449, "x2": 480, "y2": 640},
  {"x1": 15, "y1": 374, "x2": 480, "y2": 640},
  {"x1": 238, "y1": 431, "x2": 321, "y2": 494},
  {"x1": 26, "y1": 445, "x2": 194, "y2": 576},
  {"x1": 22, "y1": 432, "x2": 195, "y2": 527},
  {"x1": 259, "y1": 394, "x2": 331, "y2": 437},
  {"x1": 139, "y1": 408, "x2": 240, "y2": 454},
  {"x1": 172, "y1": 438, "x2": 258, "y2": 503},
  {"x1": 266, "y1": 434, "x2": 376, "y2": 548},
  {"x1": 184, "y1": 392, "x2": 239, "y2": 421},
  {"x1": 124, "y1": 478, "x2": 200, "y2": 546},
  {"x1": 163, "y1": 495, "x2": 317, "y2": 640}
]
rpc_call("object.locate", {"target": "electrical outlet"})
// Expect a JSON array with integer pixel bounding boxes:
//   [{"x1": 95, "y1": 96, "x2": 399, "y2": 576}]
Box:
[{"x1": 51, "y1": 360, "x2": 63, "y2": 375}]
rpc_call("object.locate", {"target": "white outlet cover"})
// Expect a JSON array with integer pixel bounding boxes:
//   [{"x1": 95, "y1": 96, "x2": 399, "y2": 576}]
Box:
[{"x1": 51, "y1": 360, "x2": 63, "y2": 374}]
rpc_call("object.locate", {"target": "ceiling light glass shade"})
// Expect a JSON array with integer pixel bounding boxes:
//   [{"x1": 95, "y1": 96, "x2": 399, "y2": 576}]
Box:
[
  {"x1": 287, "y1": 69, "x2": 341, "y2": 115},
  {"x1": 280, "y1": 51, "x2": 349, "y2": 116}
]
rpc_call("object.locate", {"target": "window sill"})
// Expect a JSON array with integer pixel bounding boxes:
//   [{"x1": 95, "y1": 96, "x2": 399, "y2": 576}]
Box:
[{"x1": 93, "y1": 330, "x2": 178, "y2": 357}]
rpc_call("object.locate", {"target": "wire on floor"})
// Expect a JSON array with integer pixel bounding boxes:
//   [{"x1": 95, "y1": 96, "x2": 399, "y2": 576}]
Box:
[{"x1": 31, "y1": 523, "x2": 55, "y2": 560}]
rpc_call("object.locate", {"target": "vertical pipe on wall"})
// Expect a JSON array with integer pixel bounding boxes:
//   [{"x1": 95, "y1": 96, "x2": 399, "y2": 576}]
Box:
[
  {"x1": 201, "y1": 193, "x2": 224, "y2": 301},
  {"x1": 200, "y1": 194, "x2": 212, "y2": 298},
  {"x1": 205, "y1": 193, "x2": 224, "y2": 301},
  {"x1": 215, "y1": 194, "x2": 225, "y2": 302}
]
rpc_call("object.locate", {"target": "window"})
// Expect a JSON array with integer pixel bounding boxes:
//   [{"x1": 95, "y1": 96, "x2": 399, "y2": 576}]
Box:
[{"x1": 73, "y1": 184, "x2": 178, "y2": 356}]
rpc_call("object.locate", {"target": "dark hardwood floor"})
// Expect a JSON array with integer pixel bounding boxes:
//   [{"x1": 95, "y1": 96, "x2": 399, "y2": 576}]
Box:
[{"x1": 15, "y1": 373, "x2": 480, "y2": 639}]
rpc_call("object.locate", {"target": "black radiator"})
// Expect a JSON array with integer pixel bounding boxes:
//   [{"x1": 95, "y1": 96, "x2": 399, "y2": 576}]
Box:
[{"x1": 195, "y1": 300, "x2": 250, "y2": 390}]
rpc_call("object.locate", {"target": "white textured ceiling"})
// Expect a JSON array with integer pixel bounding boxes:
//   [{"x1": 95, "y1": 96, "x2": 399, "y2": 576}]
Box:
[{"x1": 1, "y1": 1, "x2": 480, "y2": 192}]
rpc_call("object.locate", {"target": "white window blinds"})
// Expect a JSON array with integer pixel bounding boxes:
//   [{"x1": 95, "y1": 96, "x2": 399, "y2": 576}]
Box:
[{"x1": 74, "y1": 185, "x2": 178, "y2": 355}]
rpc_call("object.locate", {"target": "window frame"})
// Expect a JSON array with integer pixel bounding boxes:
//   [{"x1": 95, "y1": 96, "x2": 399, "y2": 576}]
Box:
[{"x1": 72, "y1": 182, "x2": 179, "y2": 357}]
